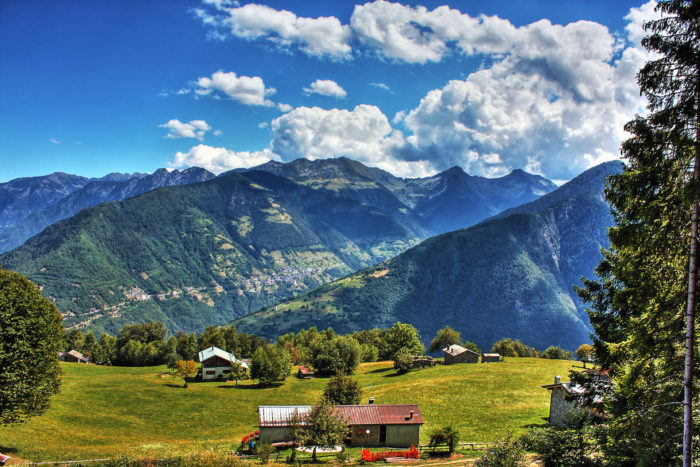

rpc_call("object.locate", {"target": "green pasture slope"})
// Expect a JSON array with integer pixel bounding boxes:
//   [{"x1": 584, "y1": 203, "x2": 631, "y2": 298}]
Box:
[{"x1": 0, "y1": 358, "x2": 575, "y2": 462}]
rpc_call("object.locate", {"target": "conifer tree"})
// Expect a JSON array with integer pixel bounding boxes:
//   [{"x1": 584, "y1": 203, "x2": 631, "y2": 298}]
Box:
[{"x1": 579, "y1": 1, "x2": 700, "y2": 464}]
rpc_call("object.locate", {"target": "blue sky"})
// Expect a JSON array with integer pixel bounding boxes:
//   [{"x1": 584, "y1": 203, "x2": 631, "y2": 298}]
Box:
[{"x1": 0, "y1": 0, "x2": 654, "y2": 183}]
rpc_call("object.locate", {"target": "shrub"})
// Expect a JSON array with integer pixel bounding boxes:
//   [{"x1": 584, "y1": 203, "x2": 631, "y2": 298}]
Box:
[
  {"x1": 429, "y1": 426, "x2": 460, "y2": 454},
  {"x1": 393, "y1": 347, "x2": 413, "y2": 373},
  {"x1": 254, "y1": 442, "x2": 275, "y2": 464},
  {"x1": 474, "y1": 433, "x2": 526, "y2": 467}
]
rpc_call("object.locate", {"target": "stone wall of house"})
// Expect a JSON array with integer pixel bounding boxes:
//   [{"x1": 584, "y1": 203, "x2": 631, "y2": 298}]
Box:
[
  {"x1": 548, "y1": 387, "x2": 577, "y2": 427},
  {"x1": 349, "y1": 424, "x2": 380, "y2": 446}
]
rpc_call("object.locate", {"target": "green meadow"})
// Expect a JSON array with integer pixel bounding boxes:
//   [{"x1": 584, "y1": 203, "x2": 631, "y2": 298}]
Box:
[{"x1": 0, "y1": 358, "x2": 575, "y2": 462}]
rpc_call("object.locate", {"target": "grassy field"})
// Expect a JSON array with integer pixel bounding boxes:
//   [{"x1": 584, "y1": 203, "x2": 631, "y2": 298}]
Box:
[{"x1": 0, "y1": 358, "x2": 575, "y2": 462}]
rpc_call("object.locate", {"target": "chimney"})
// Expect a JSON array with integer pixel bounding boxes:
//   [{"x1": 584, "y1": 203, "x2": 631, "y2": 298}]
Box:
[
  {"x1": 368, "y1": 397, "x2": 375, "y2": 405},
  {"x1": 409, "y1": 410, "x2": 414, "y2": 419},
  {"x1": 554, "y1": 375, "x2": 561, "y2": 384}
]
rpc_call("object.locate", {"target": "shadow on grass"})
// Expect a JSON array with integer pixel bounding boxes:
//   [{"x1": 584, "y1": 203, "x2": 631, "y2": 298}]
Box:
[
  {"x1": 383, "y1": 371, "x2": 404, "y2": 378},
  {"x1": 164, "y1": 383, "x2": 187, "y2": 388},
  {"x1": 368, "y1": 367, "x2": 392, "y2": 374},
  {"x1": 0, "y1": 445, "x2": 18, "y2": 454},
  {"x1": 217, "y1": 383, "x2": 285, "y2": 390},
  {"x1": 523, "y1": 419, "x2": 550, "y2": 429}
]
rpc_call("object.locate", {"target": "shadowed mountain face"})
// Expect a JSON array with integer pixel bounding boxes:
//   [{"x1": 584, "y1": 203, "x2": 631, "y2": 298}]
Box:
[
  {"x1": 240, "y1": 157, "x2": 557, "y2": 236},
  {"x1": 0, "y1": 157, "x2": 559, "y2": 335},
  {"x1": 233, "y1": 161, "x2": 622, "y2": 352},
  {"x1": 0, "y1": 168, "x2": 214, "y2": 253}
]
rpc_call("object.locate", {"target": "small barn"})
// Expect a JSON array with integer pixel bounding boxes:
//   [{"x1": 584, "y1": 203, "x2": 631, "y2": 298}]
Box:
[
  {"x1": 481, "y1": 353, "x2": 501, "y2": 363},
  {"x1": 257, "y1": 404, "x2": 423, "y2": 447},
  {"x1": 297, "y1": 366, "x2": 313, "y2": 379},
  {"x1": 198, "y1": 346, "x2": 249, "y2": 381},
  {"x1": 59, "y1": 350, "x2": 89, "y2": 363},
  {"x1": 442, "y1": 344, "x2": 479, "y2": 364}
]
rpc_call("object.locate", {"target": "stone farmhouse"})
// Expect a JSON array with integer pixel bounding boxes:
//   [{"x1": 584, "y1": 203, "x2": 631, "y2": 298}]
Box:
[{"x1": 442, "y1": 344, "x2": 479, "y2": 364}]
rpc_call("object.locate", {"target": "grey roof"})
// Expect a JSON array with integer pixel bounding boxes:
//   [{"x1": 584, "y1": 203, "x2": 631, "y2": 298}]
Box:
[
  {"x1": 442, "y1": 344, "x2": 478, "y2": 356},
  {"x1": 197, "y1": 346, "x2": 249, "y2": 369}
]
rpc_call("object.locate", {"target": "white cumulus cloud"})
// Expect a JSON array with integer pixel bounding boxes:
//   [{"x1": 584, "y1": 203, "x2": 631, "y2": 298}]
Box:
[
  {"x1": 159, "y1": 119, "x2": 213, "y2": 141},
  {"x1": 194, "y1": 70, "x2": 276, "y2": 106},
  {"x1": 303, "y1": 79, "x2": 347, "y2": 98},
  {"x1": 197, "y1": 3, "x2": 352, "y2": 59},
  {"x1": 168, "y1": 144, "x2": 278, "y2": 173}
]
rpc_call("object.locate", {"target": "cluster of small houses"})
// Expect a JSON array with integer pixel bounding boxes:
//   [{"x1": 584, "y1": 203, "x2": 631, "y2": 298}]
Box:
[{"x1": 56, "y1": 343, "x2": 602, "y2": 449}]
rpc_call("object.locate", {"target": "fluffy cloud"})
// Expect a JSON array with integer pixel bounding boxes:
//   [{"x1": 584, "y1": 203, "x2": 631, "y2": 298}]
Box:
[
  {"x1": 268, "y1": 104, "x2": 431, "y2": 177},
  {"x1": 159, "y1": 119, "x2": 213, "y2": 141},
  {"x1": 168, "y1": 144, "x2": 277, "y2": 173},
  {"x1": 185, "y1": 1, "x2": 658, "y2": 180},
  {"x1": 49, "y1": 138, "x2": 61, "y2": 145},
  {"x1": 194, "y1": 70, "x2": 275, "y2": 106},
  {"x1": 303, "y1": 79, "x2": 347, "y2": 98},
  {"x1": 198, "y1": 3, "x2": 352, "y2": 59}
]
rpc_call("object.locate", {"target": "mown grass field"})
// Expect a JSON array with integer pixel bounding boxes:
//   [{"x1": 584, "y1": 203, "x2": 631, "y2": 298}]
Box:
[{"x1": 0, "y1": 358, "x2": 576, "y2": 462}]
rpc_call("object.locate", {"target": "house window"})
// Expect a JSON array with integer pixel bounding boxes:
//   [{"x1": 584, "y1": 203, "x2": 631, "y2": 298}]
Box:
[{"x1": 206, "y1": 370, "x2": 216, "y2": 375}]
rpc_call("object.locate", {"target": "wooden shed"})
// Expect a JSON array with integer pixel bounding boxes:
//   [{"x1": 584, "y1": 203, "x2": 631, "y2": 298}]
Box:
[
  {"x1": 481, "y1": 353, "x2": 501, "y2": 363},
  {"x1": 442, "y1": 344, "x2": 479, "y2": 364},
  {"x1": 297, "y1": 366, "x2": 313, "y2": 379},
  {"x1": 59, "y1": 350, "x2": 89, "y2": 363}
]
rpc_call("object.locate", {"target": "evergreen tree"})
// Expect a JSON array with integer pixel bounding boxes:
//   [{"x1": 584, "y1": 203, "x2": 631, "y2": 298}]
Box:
[{"x1": 578, "y1": 2, "x2": 700, "y2": 464}]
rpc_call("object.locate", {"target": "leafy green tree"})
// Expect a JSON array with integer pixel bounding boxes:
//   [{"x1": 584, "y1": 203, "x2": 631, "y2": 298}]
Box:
[
  {"x1": 577, "y1": 2, "x2": 700, "y2": 464},
  {"x1": 64, "y1": 328, "x2": 84, "y2": 352},
  {"x1": 540, "y1": 346, "x2": 574, "y2": 360},
  {"x1": 82, "y1": 331, "x2": 98, "y2": 361},
  {"x1": 221, "y1": 326, "x2": 241, "y2": 357},
  {"x1": 198, "y1": 325, "x2": 225, "y2": 351},
  {"x1": 304, "y1": 400, "x2": 348, "y2": 454},
  {"x1": 250, "y1": 344, "x2": 291, "y2": 386},
  {"x1": 393, "y1": 346, "x2": 413, "y2": 374},
  {"x1": 176, "y1": 331, "x2": 198, "y2": 361},
  {"x1": 386, "y1": 322, "x2": 424, "y2": 358},
  {"x1": 575, "y1": 344, "x2": 594, "y2": 363},
  {"x1": 172, "y1": 360, "x2": 198, "y2": 388},
  {"x1": 491, "y1": 338, "x2": 538, "y2": 358},
  {"x1": 309, "y1": 335, "x2": 361, "y2": 376},
  {"x1": 429, "y1": 326, "x2": 462, "y2": 353},
  {"x1": 360, "y1": 343, "x2": 379, "y2": 363},
  {"x1": 98, "y1": 333, "x2": 117, "y2": 364},
  {"x1": 0, "y1": 268, "x2": 64, "y2": 425},
  {"x1": 463, "y1": 340, "x2": 480, "y2": 354},
  {"x1": 116, "y1": 321, "x2": 167, "y2": 347},
  {"x1": 227, "y1": 361, "x2": 248, "y2": 387},
  {"x1": 322, "y1": 374, "x2": 361, "y2": 405}
]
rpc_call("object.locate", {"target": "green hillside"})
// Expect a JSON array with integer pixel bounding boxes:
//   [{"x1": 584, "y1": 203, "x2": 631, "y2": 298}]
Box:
[
  {"x1": 0, "y1": 171, "x2": 423, "y2": 335},
  {"x1": 0, "y1": 358, "x2": 575, "y2": 462},
  {"x1": 234, "y1": 162, "x2": 622, "y2": 351}
]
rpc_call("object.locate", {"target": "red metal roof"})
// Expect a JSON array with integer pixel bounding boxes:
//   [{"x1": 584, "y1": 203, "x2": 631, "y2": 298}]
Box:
[{"x1": 258, "y1": 405, "x2": 423, "y2": 427}]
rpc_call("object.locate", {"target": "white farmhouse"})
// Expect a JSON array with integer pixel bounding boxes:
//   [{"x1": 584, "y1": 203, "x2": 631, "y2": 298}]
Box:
[{"x1": 198, "y1": 346, "x2": 249, "y2": 381}]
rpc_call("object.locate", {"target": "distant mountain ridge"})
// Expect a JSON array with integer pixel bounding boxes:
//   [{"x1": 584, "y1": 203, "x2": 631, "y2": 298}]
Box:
[
  {"x1": 0, "y1": 168, "x2": 214, "y2": 252},
  {"x1": 233, "y1": 161, "x2": 622, "y2": 352},
  {"x1": 0, "y1": 157, "x2": 559, "y2": 334}
]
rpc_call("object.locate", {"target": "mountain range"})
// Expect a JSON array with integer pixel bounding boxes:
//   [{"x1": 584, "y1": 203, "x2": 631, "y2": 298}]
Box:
[
  {"x1": 233, "y1": 161, "x2": 623, "y2": 352},
  {"x1": 0, "y1": 168, "x2": 214, "y2": 253},
  {"x1": 0, "y1": 158, "x2": 556, "y2": 336}
]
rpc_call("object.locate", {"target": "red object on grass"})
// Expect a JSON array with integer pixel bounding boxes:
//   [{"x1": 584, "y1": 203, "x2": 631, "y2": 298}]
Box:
[{"x1": 361, "y1": 446, "x2": 419, "y2": 462}]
